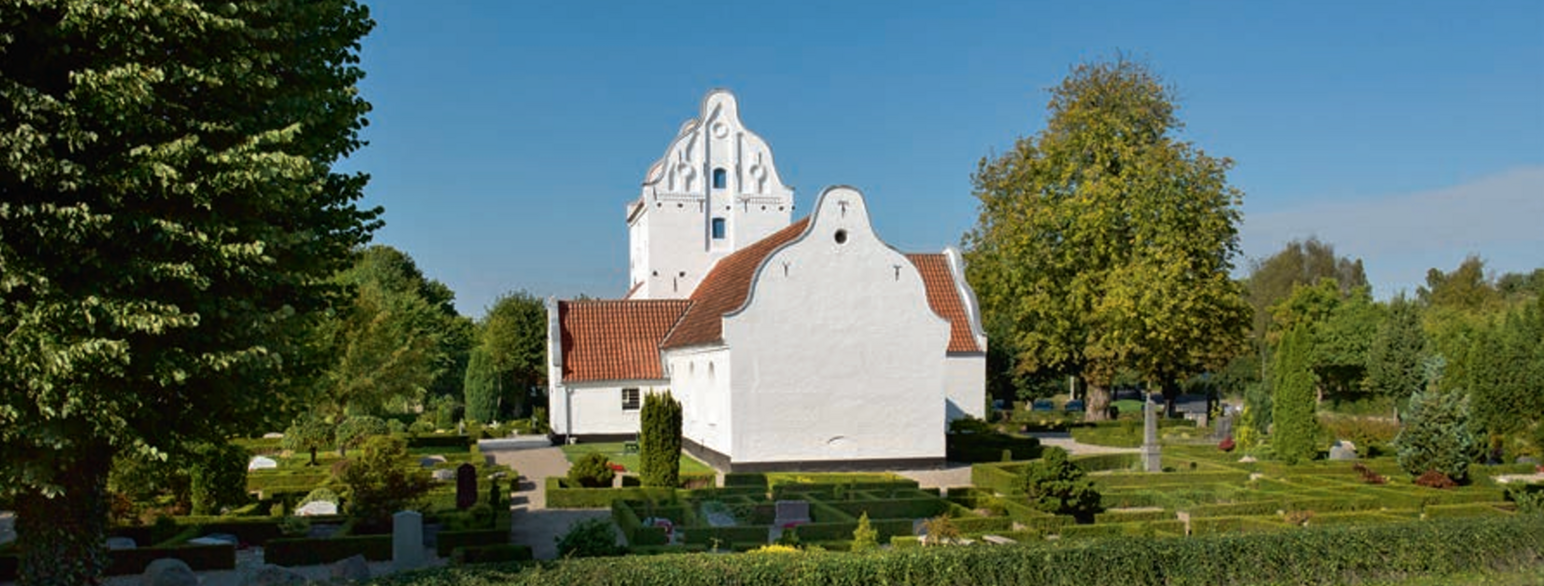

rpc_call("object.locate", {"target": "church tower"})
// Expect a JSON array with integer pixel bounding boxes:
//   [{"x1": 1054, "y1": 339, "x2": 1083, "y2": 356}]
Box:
[{"x1": 626, "y1": 90, "x2": 794, "y2": 299}]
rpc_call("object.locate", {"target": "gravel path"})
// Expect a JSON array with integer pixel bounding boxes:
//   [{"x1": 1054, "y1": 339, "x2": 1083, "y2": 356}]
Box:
[
  {"x1": 1028, "y1": 432, "x2": 1142, "y2": 455},
  {"x1": 485, "y1": 444, "x2": 615, "y2": 560}
]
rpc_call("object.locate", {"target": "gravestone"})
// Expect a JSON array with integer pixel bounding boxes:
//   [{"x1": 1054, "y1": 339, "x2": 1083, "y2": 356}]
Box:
[
  {"x1": 456, "y1": 463, "x2": 478, "y2": 509},
  {"x1": 392, "y1": 510, "x2": 425, "y2": 571},
  {"x1": 432, "y1": 469, "x2": 455, "y2": 482},
  {"x1": 142, "y1": 558, "x2": 197, "y2": 586},
  {"x1": 330, "y1": 554, "x2": 371, "y2": 583},
  {"x1": 295, "y1": 500, "x2": 338, "y2": 516},
  {"x1": 1328, "y1": 440, "x2": 1357, "y2": 461},
  {"x1": 1142, "y1": 395, "x2": 1162, "y2": 472},
  {"x1": 262, "y1": 432, "x2": 285, "y2": 439},
  {"x1": 247, "y1": 456, "x2": 278, "y2": 471},
  {"x1": 105, "y1": 536, "x2": 137, "y2": 550},
  {"x1": 418, "y1": 455, "x2": 447, "y2": 468},
  {"x1": 247, "y1": 564, "x2": 307, "y2": 585},
  {"x1": 773, "y1": 500, "x2": 810, "y2": 527}
]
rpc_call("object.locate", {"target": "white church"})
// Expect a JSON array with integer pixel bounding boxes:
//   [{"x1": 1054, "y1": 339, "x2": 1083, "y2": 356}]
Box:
[{"x1": 545, "y1": 90, "x2": 986, "y2": 471}]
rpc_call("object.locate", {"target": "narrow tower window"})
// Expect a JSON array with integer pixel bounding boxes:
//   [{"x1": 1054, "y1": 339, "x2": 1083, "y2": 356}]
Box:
[
  {"x1": 712, "y1": 167, "x2": 727, "y2": 189},
  {"x1": 711, "y1": 217, "x2": 726, "y2": 240}
]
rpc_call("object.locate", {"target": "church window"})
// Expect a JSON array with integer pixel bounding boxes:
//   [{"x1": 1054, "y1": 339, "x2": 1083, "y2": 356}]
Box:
[
  {"x1": 711, "y1": 218, "x2": 726, "y2": 239},
  {"x1": 621, "y1": 388, "x2": 640, "y2": 411},
  {"x1": 712, "y1": 167, "x2": 727, "y2": 189}
]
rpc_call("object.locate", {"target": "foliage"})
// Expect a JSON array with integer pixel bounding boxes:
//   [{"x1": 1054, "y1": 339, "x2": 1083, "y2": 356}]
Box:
[
  {"x1": 1460, "y1": 296, "x2": 1544, "y2": 439},
  {"x1": 567, "y1": 452, "x2": 616, "y2": 489},
  {"x1": 301, "y1": 487, "x2": 341, "y2": 506},
  {"x1": 1270, "y1": 325, "x2": 1319, "y2": 465},
  {"x1": 1269, "y1": 279, "x2": 1383, "y2": 399},
  {"x1": 1414, "y1": 470, "x2": 1458, "y2": 489},
  {"x1": 335, "y1": 415, "x2": 390, "y2": 456},
  {"x1": 188, "y1": 442, "x2": 251, "y2": 516},
  {"x1": 314, "y1": 245, "x2": 469, "y2": 418},
  {"x1": 1365, "y1": 296, "x2": 1428, "y2": 402},
  {"x1": 1352, "y1": 463, "x2": 1387, "y2": 485},
  {"x1": 106, "y1": 452, "x2": 190, "y2": 523},
  {"x1": 1020, "y1": 447, "x2": 1102, "y2": 521},
  {"x1": 0, "y1": 1, "x2": 377, "y2": 581},
  {"x1": 555, "y1": 518, "x2": 622, "y2": 558},
  {"x1": 851, "y1": 512, "x2": 879, "y2": 552},
  {"x1": 1246, "y1": 238, "x2": 1368, "y2": 366},
  {"x1": 340, "y1": 436, "x2": 433, "y2": 527},
  {"x1": 1319, "y1": 415, "x2": 1400, "y2": 456},
  {"x1": 1395, "y1": 387, "x2": 1480, "y2": 483},
  {"x1": 463, "y1": 346, "x2": 500, "y2": 424},
  {"x1": 640, "y1": 391, "x2": 683, "y2": 488},
  {"x1": 282, "y1": 413, "x2": 335, "y2": 466},
  {"x1": 921, "y1": 515, "x2": 960, "y2": 545},
  {"x1": 963, "y1": 56, "x2": 1249, "y2": 421},
  {"x1": 477, "y1": 290, "x2": 548, "y2": 419}
]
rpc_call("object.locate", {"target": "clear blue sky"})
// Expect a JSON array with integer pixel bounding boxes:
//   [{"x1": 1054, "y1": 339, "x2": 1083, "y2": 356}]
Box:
[{"x1": 342, "y1": 1, "x2": 1544, "y2": 316}]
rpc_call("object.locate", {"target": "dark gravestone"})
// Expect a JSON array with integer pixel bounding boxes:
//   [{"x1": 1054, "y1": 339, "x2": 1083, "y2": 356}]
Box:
[{"x1": 456, "y1": 463, "x2": 478, "y2": 510}]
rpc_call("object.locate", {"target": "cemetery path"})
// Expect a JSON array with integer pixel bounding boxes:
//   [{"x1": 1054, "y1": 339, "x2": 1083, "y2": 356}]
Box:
[
  {"x1": 1029, "y1": 432, "x2": 1142, "y2": 455},
  {"x1": 486, "y1": 445, "x2": 615, "y2": 560}
]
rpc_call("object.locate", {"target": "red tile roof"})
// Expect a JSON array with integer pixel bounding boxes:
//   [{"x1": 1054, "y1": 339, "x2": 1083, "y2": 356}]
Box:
[
  {"x1": 659, "y1": 218, "x2": 811, "y2": 350},
  {"x1": 559, "y1": 299, "x2": 691, "y2": 383},
  {"x1": 908, "y1": 254, "x2": 983, "y2": 354}
]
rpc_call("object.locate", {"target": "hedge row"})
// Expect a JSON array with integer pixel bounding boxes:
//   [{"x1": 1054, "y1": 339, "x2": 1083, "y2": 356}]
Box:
[
  {"x1": 0, "y1": 544, "x2": 235, "y2": 581},
  {"x1": 437, "y1": 528, "x2": 511, "y2": 557},
  {"x1": 969, "y1": 462, "x2": 1026, "y2": 495},
  {"x1": 376, "y1": 516, "x2": 1544, "y2": 586},
  {"x1": 264, "y1": 534, "x2": 392, "y2": 566},
  {"x1": 545, "y1": 477, "x2": 677, "y2": 508}
]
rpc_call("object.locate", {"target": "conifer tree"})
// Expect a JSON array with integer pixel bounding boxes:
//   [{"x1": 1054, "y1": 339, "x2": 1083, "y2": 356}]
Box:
[
  {"x1": 640, "y1": 391, "x2": 683, "y2": 488},
  {"x1": 1271, "y1": 325, "x2": 1319, "y2": 464},
  {"x1": 1396, "y1": 385, "x2": 1480, "y2": 483},
  {"x1": 463, "y1": 346, "x2": 499, "y2": 424}
]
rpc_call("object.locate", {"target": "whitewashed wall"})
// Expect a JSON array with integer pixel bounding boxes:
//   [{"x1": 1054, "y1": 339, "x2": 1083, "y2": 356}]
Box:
[
  {"x1": 720, "y1": 186, "x2": 950, "y2": 465},
  {"x1": 549, "y1": 380, "x2": 667, "y2": 437},
  {"x1": 945, "y1": 355, "x2": 987, "y2": 422},
  {"x1": 664, "y1": 347, "x2": 734, "y2": 457}
]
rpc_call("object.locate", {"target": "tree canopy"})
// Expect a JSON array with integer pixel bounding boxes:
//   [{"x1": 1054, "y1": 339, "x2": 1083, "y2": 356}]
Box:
[
  {"x1": 0, "y1": 2, "x2": 376, "y2": 582},
  {"x1": 477, "y1": 290, "x2": 547, "y2": 419},
  {"x1": 963, "y1": 56, "x2": 1249, "y2": 419}
]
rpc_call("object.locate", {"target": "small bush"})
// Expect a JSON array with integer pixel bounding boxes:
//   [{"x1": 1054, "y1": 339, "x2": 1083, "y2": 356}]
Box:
[
  {"x1": 189, "y1": 441, "x2": 251, "y2": 515},
  {"x1": 851, "y1": 512, "x2": 878, "y2": 552},
  {"x1": 341, "y1": 436, "x2": 434, "y2": 527},
  {"x1": 1021, "y1": 447, "x2": 1101, "y2": 522},
  {"x1": 555, "y1": 518, "x2": 622, "y2": 558},
  {"x1": 336, "y1": 415, "x2": 391, "y2": 456},
  {"x1": 302, "y1": 487, "x2": 340, "y2": 506},
  {"x1": 922, "y1": 515, "x2": 960, "y2": 545},
  {"x1": 568, "y1": 452, "x2": 615, "y2": 488}
]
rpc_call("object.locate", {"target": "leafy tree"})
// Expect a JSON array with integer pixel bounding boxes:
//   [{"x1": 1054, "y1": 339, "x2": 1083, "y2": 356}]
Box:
[
  {"x1": 567, "y1": 452, "x2": 615, "y2": 488},
  {"x1": 1270, "y1": 325, "x2": 1319, "y2": 465},
  {"x1": 334, "y1": 415, "x2": 389, "y2": 457},
  {"x1": 964, "y1": 56, "x2": 1249, "y2": 420},
  {"x1": 1020, "y1": 447, "x2": 1101, "y2": 522},
  {"x1": 282, "y1": 413, "x2": 335, "y2": 466},
  {"x1": 1365, "y1": 296, "x2": 1428, "y2": 403},
  {"x1": 1419, "y1": 255, "x2": 1501, "y2": 311},
  {"x1": 640, "y1": 391, "x2": 683, "y2": 488},
  {"x1": 188, "y1": 442, "x2": 251, "y2": 516},
  {"x1": 851, "y1": 512, "x2": 879, "y2": 552},
  {"x1": 340, "y1": 435, "x2": 433, "y2": 528},
  {"x1": 315, "y1": 245, "x2": 469, "y2": 418},
  {"x1": 463, "y1": 346, "x2": 500, "y2": 424},
  {"x1": 1247, "y1": 238, "x2": 1368, "y2": 347},
  {"x1": 1270, "y1": 279, "x2": 1383, "y2": 401},
  {"x1": 478, "y1": 290, "x2": 548, "y2": 419},
  {"x1": 0, "y1": 2, "x2": 376, "y2": 582},
  {"x1": 1395, "y1": 387, "x2": 1480, "y2": 483}
]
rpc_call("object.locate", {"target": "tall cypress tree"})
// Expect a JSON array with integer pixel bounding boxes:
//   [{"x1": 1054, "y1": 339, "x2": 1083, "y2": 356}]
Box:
[
  {"x1": 1271, "y1": 325, "x2": 1320, "y2": 465},
  {"x1": 463, "y1": 346, "x2": 499, "y2": 424},
  {"x1": 640, "y1": 391, "x2": 683, "y2": 488}
]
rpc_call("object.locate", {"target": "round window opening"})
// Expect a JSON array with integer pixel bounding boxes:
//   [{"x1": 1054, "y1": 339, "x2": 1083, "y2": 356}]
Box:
[{"x1": 834, "y1": 229, "x2": 848, "y2": 244}]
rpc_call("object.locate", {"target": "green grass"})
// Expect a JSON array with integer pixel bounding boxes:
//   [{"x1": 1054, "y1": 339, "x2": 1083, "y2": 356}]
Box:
[{"x1": 560, "y1": 442, "x2": 714, "y2": 475}]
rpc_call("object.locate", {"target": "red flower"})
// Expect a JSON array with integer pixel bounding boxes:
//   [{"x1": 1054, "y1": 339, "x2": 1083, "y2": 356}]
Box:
[{"x1": 1218, "y1": 437, "x2": 1236, "y2": 452}]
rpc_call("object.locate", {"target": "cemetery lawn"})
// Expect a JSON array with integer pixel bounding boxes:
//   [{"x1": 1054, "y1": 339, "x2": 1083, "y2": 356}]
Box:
[{"x1": 560, "y1": 442, "x2": 715, "y2": 475}]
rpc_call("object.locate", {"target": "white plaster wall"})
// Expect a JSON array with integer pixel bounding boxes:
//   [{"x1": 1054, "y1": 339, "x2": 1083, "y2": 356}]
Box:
[
  {"x1": 551, "y1": 381, "x2": 666, "y2": 436},
  {"x1": 664, "y1": 347, "x2": 734, "y2": 457},
  {"x1": 945, "y1": 355, "x2": 987, "y2": 422},
  {"x1": 721, "y1": 186, "x2": 950, "y2": 465}
]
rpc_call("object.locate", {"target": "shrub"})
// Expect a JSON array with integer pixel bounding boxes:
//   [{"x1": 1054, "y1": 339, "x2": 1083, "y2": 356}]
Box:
[
  {"x1": 1396, "y1": 387, "x2": 1480, "y2": 482},
  {"x1": 555, "y1": 518, "x2": 622, "y2": 558},
  {"x1": 1507, "y1": 485, "x2": 1544, "y2": 515},
  {"x1": 408, "y1": 421, "x2": 435, "y2": 436},
  {"x1": 341, "y1": 436, "x2": 434, "y2": 527},
  {"x1": 1021, "y1": 447, "x2": 1101, "y2": 522},
  {"x1": 921, "y1": 515, "x2": 960, "y2": 545},
  {"x1": 1353, "y1": 463, "x2": 1387, "y2": 485},
  {"x1": 335, "y1": 415, "x2": 391, "y2": 457},
  {"x1": 851, "y1": 512, "x2": 878, "y2": 552},
  {"x1": 189, "y1": 441, "x2": 251, "y2": 515},
  {"x1": 1415, "y1": 469, "x2": 1458, "y2": 489},
  {"x1": 640, "y1": 391, "x2": 683, "y2": 488},
  {"x1": 568, "y1": 452, "x2": 615, "y2": 488},
  {"x1": 1271, "y1": 325, "x2": 1320, "y2": 465},
  {"x1": 301, "y1": 487, "x2": 340, "y2": 506}
]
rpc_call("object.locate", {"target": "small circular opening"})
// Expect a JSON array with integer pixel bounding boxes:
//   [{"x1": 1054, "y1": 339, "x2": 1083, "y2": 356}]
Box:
[{"x1": 834, "y1": 229, "x2": 848, "y2": 244}]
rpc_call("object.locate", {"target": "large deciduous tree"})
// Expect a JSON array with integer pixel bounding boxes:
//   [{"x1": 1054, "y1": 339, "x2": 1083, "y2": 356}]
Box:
[
  {"x1": 964, "y1": 57, "x2": 1249, "y2": 420},
  {"x1": 0, "y1": 2, "x2": 376, "y2": 583},
  {"x1": 477, "y1": 290, "x2": 547, "y2": 419},
  {"x1": 1269, "y1": 279, "x2": 1383, "y2": 402}
]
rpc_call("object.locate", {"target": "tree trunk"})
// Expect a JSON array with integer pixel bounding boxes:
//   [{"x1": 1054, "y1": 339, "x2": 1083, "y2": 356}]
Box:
[
  {"x1": 1085, "y1": 383, "x2": 1113, "y2": 422},
  {"x1": 15, "y1": 446, "x2": 112, "y2": 586},
  {"x1": 308, "y1": 447, "x2": 318, "y2": 466}
]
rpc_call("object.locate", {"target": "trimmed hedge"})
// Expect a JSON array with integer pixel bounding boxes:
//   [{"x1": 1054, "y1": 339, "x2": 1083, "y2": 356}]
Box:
[
  {"x1": 452, "y1": 544, "x2": 534, "y2": 565},
  {"x1": 408, "y1": 433, "x2": 475, "y2": 451},
  {"x1": 970, "y1": 462, "x2": 1026, "y2": 495},
  {"x1": 265, "y1": 534, "x2": 392, "y2": 566},
  {"x1": 371, "y1": 516, "x2": 1544, "y2": 586},
  {"x1": 437, "y1": 528, "x2": 511, "y2": 557},
  {"x1": 545, "y1": 477, "x2": 677, "y2": 509}
]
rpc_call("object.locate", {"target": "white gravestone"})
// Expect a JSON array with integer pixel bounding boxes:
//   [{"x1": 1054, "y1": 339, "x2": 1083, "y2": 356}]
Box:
[
  {"x1": 295, "y1": 500, "x2": 338, "y2": 516},
  {"x1": 247, "y1": 456, "x2": 278, "y2": 471}
]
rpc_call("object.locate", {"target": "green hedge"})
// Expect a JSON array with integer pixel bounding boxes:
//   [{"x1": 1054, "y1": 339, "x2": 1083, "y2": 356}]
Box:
[
  {"x1": 951, "y1": 516, "x2": 1014, "y2": 534},
  {"x1": 827, "y1": 497, "x2": 948, "y2": 521},
  {"x1": 451, "y1": 544, "x2": 534, "y2": 565},
  {"x1": 544, "y1": 477, "x2": 677, "y2": 508},
  {"x1": 370, "y1": 516, "x2": 1544, "y2": 586},
  {"x1": 682, "y1": 524, "x2": 771, "y2": 546},
  {"x1": 437, "y1": 528, "x2": 510, "y2": 557},
  {"x1": 1188, "y1": 515, "x2": 1290, "y2": 536},
  {"x1": 105, "y1": 543, "x2": 237, "y2": 575},
  {"x1": 265, "y1": 534, "x2": 392, "y2": 566},
  {"x1": 1424, "y1": 502, "x2": 1515, "y2": 518},
  {"x1": 970, "y1": 462, "x2": 1026, "y2": 495},
  {"x1": 724, "y1": 473, "x2": 769, "y2": 487},
  {"x1": 1095, "y1": 509, "x2": 1174, "y2": 524},
  {"x1": 1070, "y1": 452, "x2": 1142, "y2": 472},
  {"x1": 407, "y1": 433, "x2": 474, "y2": 451}
]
